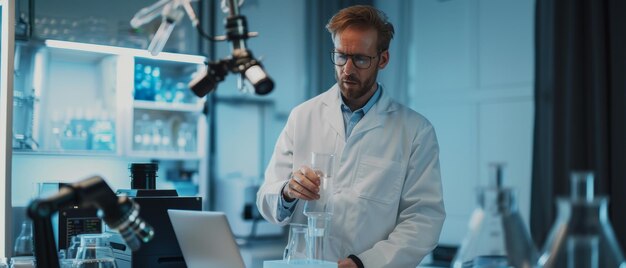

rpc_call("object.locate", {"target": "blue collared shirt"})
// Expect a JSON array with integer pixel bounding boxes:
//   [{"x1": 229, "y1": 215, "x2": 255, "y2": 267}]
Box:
[
  {"x1": 277, "y1": 84, "x2": 383, "y2": 220},
  {"x1": 340, "y1": 84, "x2": 381, "y2": 139}
]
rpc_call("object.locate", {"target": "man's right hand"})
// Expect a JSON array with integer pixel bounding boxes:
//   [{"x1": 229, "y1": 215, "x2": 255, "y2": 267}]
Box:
[{"x1": 282, "y1": 166, "x2": 321, "y2": 202}]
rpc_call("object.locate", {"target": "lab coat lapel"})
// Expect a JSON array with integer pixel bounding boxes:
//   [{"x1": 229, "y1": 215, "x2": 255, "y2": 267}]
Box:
[
  {"x1": 350, "y1": 86, "x2": 397, "y2": 137},
  {"x1": 321, "y1": 84, "x2": 346, "y2": 140}
]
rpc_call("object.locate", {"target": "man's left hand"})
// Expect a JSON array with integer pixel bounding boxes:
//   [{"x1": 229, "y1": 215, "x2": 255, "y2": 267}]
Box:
[{"x1": 338, "y1": 258, "x2": 358, "y2": 268}]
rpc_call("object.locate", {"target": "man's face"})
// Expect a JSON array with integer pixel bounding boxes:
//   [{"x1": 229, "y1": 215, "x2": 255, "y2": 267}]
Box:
[{"x1": 333, "y1": 26, "x2": 389, "y2": 105}]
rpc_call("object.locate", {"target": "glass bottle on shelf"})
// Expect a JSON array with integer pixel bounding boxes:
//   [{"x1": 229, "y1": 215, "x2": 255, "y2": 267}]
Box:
[
  {"x1": 90, "y1": 110, "x2": 115, "y2": 151},
  {"x1": 139, "y1": 113, "x2": 152, "y2": 151},
  {"x1": 61, "y1": 107, "x2": 74, "y2": 150},
  {"x1": 49, "y1": 110, "x2": 64, "y2": 151},
  {"x1": 134, "y1": 64, "x2": 155, "y2": 101},
  {"x1": 151, "y1": 119, "x2": 164, "y2": 152},
  {"x1": 161, "y1": 78, "x2": 174, "y2": 103},
  {"x1": 175, "y1": 122, "x2": 187, "y2": 153},
  {"x1": 537, "y1": 171, "x2": 626, "y2": 268},
  {"x1": 175, "y1": 121, "x2": 196, "y2": 153},
  {"x1": 75, "y1": 108, "x2": 89, "y2": 150},
  {"x1": 187, "y1": 122, "x2": 197, "y2": 153},
  {"x1": 452, "y1": 163, "x2": 538, "y2": 268},
  {"x1": 160, "y1": 119, "x2": 172, "y2": 152},
  {"x1": 153, "y1": 67, "x2": 164, "y2": 102},
  {"x1": 173, "y1": 82, "x2": 188, "y2": 103}
]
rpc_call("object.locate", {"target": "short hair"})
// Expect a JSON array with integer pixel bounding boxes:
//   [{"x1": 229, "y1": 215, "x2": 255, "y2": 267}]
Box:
[{"x1": 326, "y1": 5, "x2": 395, "y2": 52}]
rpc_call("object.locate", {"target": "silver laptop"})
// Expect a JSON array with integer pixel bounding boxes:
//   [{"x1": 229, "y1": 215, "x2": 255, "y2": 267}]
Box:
[{"x1": 168, "y1": 209, "x2": 246, "y2": 268}]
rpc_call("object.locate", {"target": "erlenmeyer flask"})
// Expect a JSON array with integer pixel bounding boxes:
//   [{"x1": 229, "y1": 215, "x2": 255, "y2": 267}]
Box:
[
  {"x1": 452, "y1": 163, "x2": 537, "y2": 268},
  {"x1": 537, "y1": 171, "x2": 626, "y2": 268},
  {"x1": 13, "y1": 220, "x2": 34, "y2": 256},
  {"x1": 284, "y1": 224, "x2": 308, "y2": 264}
]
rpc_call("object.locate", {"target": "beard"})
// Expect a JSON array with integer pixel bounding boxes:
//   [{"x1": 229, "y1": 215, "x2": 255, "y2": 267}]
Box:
[{"x1": 335, "y1": 69, "x2": 379, "y2": 103}]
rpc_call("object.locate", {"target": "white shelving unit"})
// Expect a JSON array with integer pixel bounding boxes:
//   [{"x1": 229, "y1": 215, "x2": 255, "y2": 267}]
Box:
[{"x1": 11, "y1": 39, "x2": 209, "y2": 205}]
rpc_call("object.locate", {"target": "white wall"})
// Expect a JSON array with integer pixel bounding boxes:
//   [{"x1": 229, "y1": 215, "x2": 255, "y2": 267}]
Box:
[
  {"x1": 378, "y1": 0, "x2": 535, "y2": 246},
  {"x1": 0, "y1": 0, "x2": 16, "y2": 257}
]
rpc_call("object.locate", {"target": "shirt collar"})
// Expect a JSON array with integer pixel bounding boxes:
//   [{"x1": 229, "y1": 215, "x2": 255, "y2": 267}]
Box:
[{"x1": 340, "y1": 83, "x2": 382, "y2": 114}]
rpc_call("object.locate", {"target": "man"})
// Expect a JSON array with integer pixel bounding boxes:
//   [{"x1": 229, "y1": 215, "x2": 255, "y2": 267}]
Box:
[{"x1": 257, "y1": 5, "x2": 445, "y2": 268}]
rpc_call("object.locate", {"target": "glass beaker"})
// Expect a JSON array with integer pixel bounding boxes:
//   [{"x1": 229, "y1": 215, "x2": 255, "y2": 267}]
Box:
[
  {"x1": 283, "y1": 224, "x2": 308, "y2": 264},
  {"x1": 537, "y1": 171, "x2": 626, "y2": 268},
  {"x1": 303, "y1": 152, "x2": 335, "y2": 263},
  {"x1": 73, "y1": 234, "x2": 117, "y2": 268},
  {"x1": 306, "y1": 212, "x2": 332, "y2": 263},
  {"x1": 9, "y1": 256, "x2": 36, "y2": 268},
  {"x1": 452, "y1": 163, "x2": 537, "y2": 268},
  {"x1": 13, "y1": 221, "x2": 34, "y2": 257},
  {"x1": 303, "y1": 152, "x2": 335, "y2": 216}
]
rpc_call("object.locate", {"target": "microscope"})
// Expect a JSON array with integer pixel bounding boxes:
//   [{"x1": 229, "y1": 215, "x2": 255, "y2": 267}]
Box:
[
  {"x1": 28, "y1": 176, "x2": 154, "y2": 268},
  {"x1": 108, "y1": 163, "x2": 202, "y2": 268}
]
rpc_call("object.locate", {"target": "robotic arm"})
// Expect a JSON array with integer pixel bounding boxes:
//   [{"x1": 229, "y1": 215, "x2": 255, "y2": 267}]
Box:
[
  {"x1": 28, "y1": 176, "x2": 154, "y2": 268},
  {"x1": 131, "y1": 0, "x2": 194, "y2": 56},
  {"x1": 131, "y1": 0, "x2": 274, "y2": 96}
]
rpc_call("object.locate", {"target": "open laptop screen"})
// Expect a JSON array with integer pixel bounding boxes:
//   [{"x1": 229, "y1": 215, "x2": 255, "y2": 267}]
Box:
[{"x1": 168, "y1": 210, "x2": 246, "y2": 268}]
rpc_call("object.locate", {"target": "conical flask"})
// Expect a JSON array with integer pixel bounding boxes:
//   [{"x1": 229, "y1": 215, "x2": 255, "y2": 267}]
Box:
[
  {"x1": 452, "y1": 163, "x2": 538, "y2": 268},
  {"x1": 13, "y1": 220, "x2": 34, "y2": 256},
  {"x1": 537, "y1": 171, "x2": 626, "y2": 268}
]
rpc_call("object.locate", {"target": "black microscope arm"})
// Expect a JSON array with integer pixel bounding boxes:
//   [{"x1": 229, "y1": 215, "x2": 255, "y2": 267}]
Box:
[{"x1": 27, "y1": 176, "x2": 153, "y2": 268}]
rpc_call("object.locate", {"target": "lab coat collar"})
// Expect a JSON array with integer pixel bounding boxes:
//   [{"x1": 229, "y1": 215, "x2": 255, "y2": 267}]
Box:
[
  {"x1": 321, "y1": 83, "x2": 398, "y2": 138},
  {"x1": 322, "y1": 84, "x2": 346, "y2": 139}
]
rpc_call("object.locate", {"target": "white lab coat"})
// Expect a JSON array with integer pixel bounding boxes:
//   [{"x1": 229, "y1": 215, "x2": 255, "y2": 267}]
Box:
[{"x1": 257, "y1": 84, "x2": 445, "y2": 268}]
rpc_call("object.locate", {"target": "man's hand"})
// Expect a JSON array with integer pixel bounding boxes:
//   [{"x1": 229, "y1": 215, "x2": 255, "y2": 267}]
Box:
[
  {"x1": 338, "y1": 258, "x2": 358, "y2": 268},
  {"x1": 282, "y1": 166, "x2": 321, "y2": 202}
]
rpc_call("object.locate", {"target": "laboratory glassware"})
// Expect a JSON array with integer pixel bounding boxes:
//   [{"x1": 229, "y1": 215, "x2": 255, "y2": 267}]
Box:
[
  {"x1": 283, "y1": 223, "x2": 308, "y2": 264},
  {"x1": 66, "y1": 235, "x2": 81, "y2": 259},
  {"x1": 537, "y1": 171, "x2": 626, "y2": 268},
  {"x1": 73, "y1": 234, "x2": 117, "y2": 268},
  {"x1": 303, "y1": 152, "x2": 335, "y2": 263},
  {"x1": 13, "y1": 221, "x2": 34, "y2": 256},
  {"x1": 452, "y1": 163, "x2": 538, "y2": 268},
  {"x1": 303, "y1": 152, "x2": 335, "y2": 215},
  {"x1": 58, "y1": 249, "x2": 75, "y2": 268},
  {"x1": 9, "y1": 256, "x2": 36, "y2": 268}
]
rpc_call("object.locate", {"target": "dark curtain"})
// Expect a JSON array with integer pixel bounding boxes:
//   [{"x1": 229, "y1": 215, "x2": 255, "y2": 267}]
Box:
[
  {"x1": 305, "y1": 0, "x2": 373, "y2": 98},
  {"x1": 531, "y1": 0, "x2": 626, "y2": 250}
]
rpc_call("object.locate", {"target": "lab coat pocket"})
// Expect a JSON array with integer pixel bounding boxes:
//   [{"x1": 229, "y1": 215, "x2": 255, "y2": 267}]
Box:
[{"x1": 354, "y1": 155, "x2": 402, "y2": 205}]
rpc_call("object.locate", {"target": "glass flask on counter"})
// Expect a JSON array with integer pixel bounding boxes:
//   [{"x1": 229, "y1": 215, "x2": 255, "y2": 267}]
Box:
[
  {"x1": 73, "y1": 234, "x2": 117, "y2": 268},
  {"x1": 283, "y1": 223, "x2": 309, "y2": 264},
  {"x1": 537, "y1": 171, "x2": 626, "y2": 268},
  {"x1": 452, "y1": 163, "x2": 537, "y2": 268}
]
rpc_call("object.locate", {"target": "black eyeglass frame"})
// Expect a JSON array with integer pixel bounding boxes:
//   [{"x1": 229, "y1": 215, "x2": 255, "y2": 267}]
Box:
[{"x1": 330, "y1": 50, "x2": 384, "y2": 69}]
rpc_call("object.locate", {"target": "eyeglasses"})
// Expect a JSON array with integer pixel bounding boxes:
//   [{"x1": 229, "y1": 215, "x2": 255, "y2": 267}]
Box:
[{"x1": 330, "y1": 51, "x2": 379, "y2": 69}]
